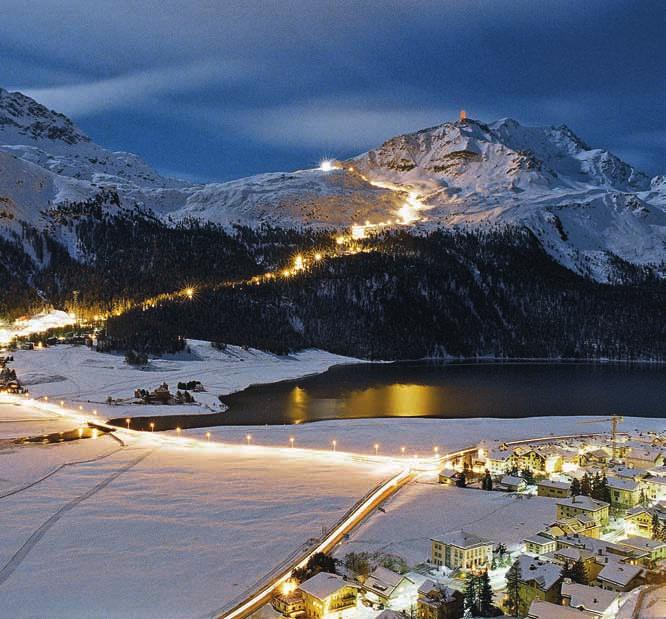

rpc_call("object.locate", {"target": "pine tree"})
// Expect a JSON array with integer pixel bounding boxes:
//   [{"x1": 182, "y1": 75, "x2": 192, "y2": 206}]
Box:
[
  {"x1": 505, "y1": 560, "x2": 521, "y2": 617},
  {"x1": 652, "y1": 513, "x2": 662, "y2": 541},
  {"x1": 456, "y1": 471, "x2": 467, "y2": 488},
  {"x1": 521, "y1": 467, "x2": 535, "y2": 485},
  {"x1": 570, "y1": 477, "x2": 581, "y2": 496},
  {"x1": 591, "y1": 472, "x2": 602, "y2": 500},
  {"x1": 599, "y1": 475, "x2": 611, "y2": 503},
  {"x1": 483, "y1": 469, "x2": 493, "y2": 491},
  {"x1": 581, "y1": 473, "x2": 592, "y2": 496},
  {"x1": 570, "y1": 558, "x2": 589, "y2": 585},
  {"x1": 478, "y1": 570, "x2": 494, "y2": 616},
  {"x1": 463, "y1": 574, "x2": 478, "y2": 617}
]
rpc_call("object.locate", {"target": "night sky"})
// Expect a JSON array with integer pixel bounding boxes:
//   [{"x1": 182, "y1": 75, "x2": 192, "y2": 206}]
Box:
[{"x1": 1, "y1": 0, "x2": 663, "y2": 181}]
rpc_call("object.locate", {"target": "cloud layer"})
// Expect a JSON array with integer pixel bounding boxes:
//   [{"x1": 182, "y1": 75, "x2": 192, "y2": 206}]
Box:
[{"x1": 0, "y1": 0, "x2": 663, "y2": 180}]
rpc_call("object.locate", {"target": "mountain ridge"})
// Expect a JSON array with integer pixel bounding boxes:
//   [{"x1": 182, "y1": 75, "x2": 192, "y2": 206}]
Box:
[{"x1": 0, "y1": 87, "x2": 664, "y2": 281}]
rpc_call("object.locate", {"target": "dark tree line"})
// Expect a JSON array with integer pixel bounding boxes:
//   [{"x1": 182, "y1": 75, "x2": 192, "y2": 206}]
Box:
[
  {"x1": 1, "y1": 209, "x2": 665, "y2": 361},
  {"x1": 105, "y1": 228, "x2": 666, "y2": 360}
]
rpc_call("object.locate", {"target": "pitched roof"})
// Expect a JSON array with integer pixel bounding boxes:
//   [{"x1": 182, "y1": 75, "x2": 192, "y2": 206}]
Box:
[
  {"x1": 516, "y1": 555, "x2": 562, "y2": 591},
  {"x1": 538, "y1": 479, "x2": 570, "y2": 491},
  {"x1": 431, "y1": 530, "x2": 492, "y2": 549},
  {"x1": 596, "y1": 561, "x2": 642, "y2": 587},
  {"x1": 527, "y1": 600, "x2": 595, "y2": 619},
  {"x1": 560, "y1": 581, "x2": 618, "y2": 614},
  {"x1": 557, "y1": 496, "x2": 609, "y2": 512},
  {"x1": 607, "y1": 477, "x2": 639, "y2": 491},
  {"x1": 363, "y1": 566, "x2": 410, "y2": 598},
  {"x1": 298, "y1": 573, "x2": 352, "y2": 601}
]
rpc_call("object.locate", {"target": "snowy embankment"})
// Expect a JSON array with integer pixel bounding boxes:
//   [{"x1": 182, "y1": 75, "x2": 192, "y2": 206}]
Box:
[{"x1": 10, "y1": 339, "x2": 360, "y2": 420}]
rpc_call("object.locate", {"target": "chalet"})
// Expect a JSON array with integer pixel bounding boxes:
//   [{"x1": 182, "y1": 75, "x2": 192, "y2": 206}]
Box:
[
  {"x1": 416, "y1": 579, "x2": 463, "y2": 619},
  {"x1": 499, "y1": 475, "x2": 527, "y2": 492},
  {"x1": 579, "y1": 449, "x2": 610, "y2": 467},
  {"x1": 271, "y1": 589, "x2": 305, "y2": 618},
  {"x1": 482, "y1": 447, "x2": 512, "y2": 475},
  {"x1": 556, "y1": 496, "x2": 609, "y2": 527},
  {"x1": 538, "y1": 480, "x2": 571, "y2": 499},
  {"x1": 298, "y1": 573, "x2": 357, "y2": 619},
  {"x1": 361, "y1": 566, "x2": 413, "y2": 606},
  {"x1": 438, "y1": 470, "x2": 459, "y2": 486},
  {"x1": 624, "y1": 507, "x2": 653, "y2": 537},
  {"x1": 510, "y1": 447, "x2": 546, "y2": 472},
  {"x1": 541, "y1": 516, "x2": 601, "y2": 540},
  {"x1": 430, "y1": 530, "x2": 493, "y2": 571},
  {"x1": 512, "y1": 554, "x2": 562, "y2": 617},
  {"x1": 560, "y1": 580, "x2": 620, "y2": 617}
]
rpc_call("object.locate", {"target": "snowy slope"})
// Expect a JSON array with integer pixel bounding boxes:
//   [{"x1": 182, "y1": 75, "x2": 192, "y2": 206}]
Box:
[{"x1": 1, "y1": 87, "x2": 664, "y2": 280}]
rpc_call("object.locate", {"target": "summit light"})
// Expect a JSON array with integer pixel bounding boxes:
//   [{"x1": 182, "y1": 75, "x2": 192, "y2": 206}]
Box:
[{"x1": 319, "y1": 160, "x2": 335, "y2": 172}]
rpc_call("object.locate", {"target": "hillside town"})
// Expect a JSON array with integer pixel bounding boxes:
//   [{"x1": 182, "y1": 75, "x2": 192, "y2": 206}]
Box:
[{"x1": 256, "y1": 429, "x2": 666, "y2": 619}]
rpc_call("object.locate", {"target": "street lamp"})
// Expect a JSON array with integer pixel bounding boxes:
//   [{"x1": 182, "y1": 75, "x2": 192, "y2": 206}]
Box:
[
  {"x1": 77, "y1": 427, "x2": 83, "y2": 439},
  {"x1": 374, "y1": 443, "x2": 379, "y2": 456},
  {"x1": 289, "y1": 437, "x2": 295, "y2": 448},
  {"x1": 176, "y1": 427, "x2": 181, "y2": 435},
  {"x1": 150, "y1": 421, "x2": 155, "y2": 432},
  {"x1": 401, "y1": 446, "x2": 406, "y2": 455},
  {"x1": 332, "y1": 439, "x2": 337, "y2": 452},
  {"x1": 433, "y1": 446, "x2": 439, "y2": 455},
  {"x1": 125, "y1": 418, "x2": 130, "y2": 429},
  {"x1": 206, "y1": 431, "x2": 211, "y2": 442},
  {"x1": 246, "y1": 434, "x2": 252, "y2": 445},
  {"x1": 60, "y1": 400, "x2": 64, "y2": 407}
]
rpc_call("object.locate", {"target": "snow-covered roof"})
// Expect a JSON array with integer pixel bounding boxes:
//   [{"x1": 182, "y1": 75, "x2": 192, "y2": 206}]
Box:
[
  {"x1": 527, "y1": 599, "x2": 595, "y2": 619},
  {"x1": 363, "y1": 566, "x2": 410, "y2": 598},
  {"x1": 431, "y1": 530, "x2": 492, "y2": 549},
  {"x1": 618, "y1": 536, "x2": 666, "y2": 552},
  {"x1": 516, "y1": 555, "x2": 562, "y2": 591},
  {"x1": 500, "y1": 474, "x2": 525, "y2": 487},
  {"x1": 298, "y1": 572, "x2": 353, "y2": 601},
  {"x1": 612, "y1": 465, "x2": 648, "y2": 479},
  {"x1": 560, "y1": 581, "x2": 618, "y2": 615},
  {"x1": 417, "y1": 579, "x2": 459, "y2": 603},
  {"x1": 538, "y1": 479, "x2": 570, "y2": 491},
  {"x1": 523, "y1": 533, "x2": 556, "y2": 547},
  {"x1": 596, "y1": 561, "x2": 642, "y2": 587},
  {"x1": 606, "y1": 477, "x2": 639, "y2": 491},
  {"x1": 557, "y1": 496, "x2": 609, "y2": 512}
]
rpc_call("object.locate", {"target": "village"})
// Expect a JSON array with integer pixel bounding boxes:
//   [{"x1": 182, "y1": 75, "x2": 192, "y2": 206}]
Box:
[{"x1": 255, "y1": 427, "x2": 666, "y2": 619}]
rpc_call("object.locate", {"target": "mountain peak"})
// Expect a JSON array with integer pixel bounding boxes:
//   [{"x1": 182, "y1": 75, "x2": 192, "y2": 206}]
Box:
[{"x1": 0, "y1": 87, "x2": 90, "y2": 147}]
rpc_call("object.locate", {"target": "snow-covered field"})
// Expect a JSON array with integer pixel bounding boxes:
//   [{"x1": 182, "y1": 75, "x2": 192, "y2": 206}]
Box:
[
  {"x1": 3, "y1": 340, "x2": 665, "y2": 618},
  {"x1": 335, "y1": 477, "x2": 554, "y2": 566},
  {"x1": 0, "y1": 417, "x2": 394, "y2": 618}
]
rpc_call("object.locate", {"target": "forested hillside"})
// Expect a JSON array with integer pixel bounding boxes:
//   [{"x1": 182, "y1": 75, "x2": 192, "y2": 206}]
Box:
[
  {"x1": 1, "y1": 211, "x2": 664, "y2": 360},
  {"x1": 104, "y1": 228, "x2": 666, "y2": 360}
]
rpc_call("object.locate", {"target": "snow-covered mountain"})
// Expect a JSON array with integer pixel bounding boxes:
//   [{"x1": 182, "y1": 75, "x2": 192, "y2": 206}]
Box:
[{"x1": 0, "y1": 87, "x2": 664, "y2": 280}]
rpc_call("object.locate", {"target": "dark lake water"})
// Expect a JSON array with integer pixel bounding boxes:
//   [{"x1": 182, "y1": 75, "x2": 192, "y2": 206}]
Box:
[{"x1": 111, "y1": 361, "x2": 666, "y2": 430}]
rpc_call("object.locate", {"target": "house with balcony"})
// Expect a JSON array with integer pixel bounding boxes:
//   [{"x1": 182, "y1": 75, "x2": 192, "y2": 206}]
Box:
[{"x1": 298, "y1": 573, "x2": 357, "y2": 619}]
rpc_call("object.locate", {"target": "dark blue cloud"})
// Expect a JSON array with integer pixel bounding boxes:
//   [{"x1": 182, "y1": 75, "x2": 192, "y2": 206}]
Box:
[{"x1": 1, "y1": 0, "x2": 663, "y2": 180}]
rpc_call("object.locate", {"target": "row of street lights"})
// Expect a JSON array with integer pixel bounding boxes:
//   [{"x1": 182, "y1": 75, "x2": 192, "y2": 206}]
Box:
[{"x1": 43, "y1": 396, "x2": 444, "y2": 459}]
